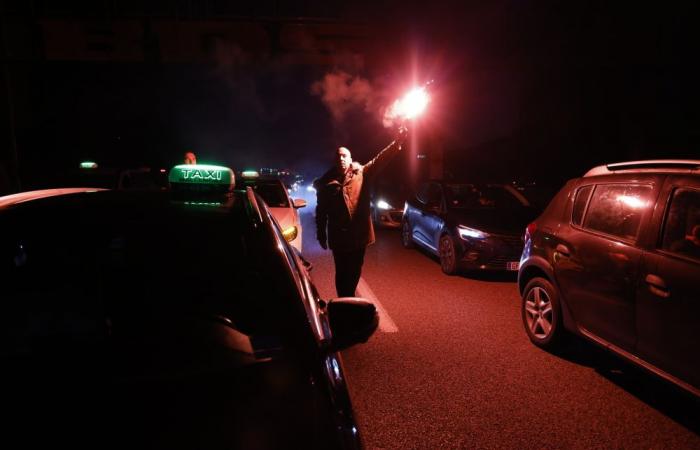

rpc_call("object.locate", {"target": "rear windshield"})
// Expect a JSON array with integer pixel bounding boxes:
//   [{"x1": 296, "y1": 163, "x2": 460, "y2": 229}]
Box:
[{"x1": 0, "y1": 193, "x2": 299, "y2": 357}]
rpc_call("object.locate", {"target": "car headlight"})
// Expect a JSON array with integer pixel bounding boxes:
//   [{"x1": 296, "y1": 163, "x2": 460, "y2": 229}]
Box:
[
  {"x1": 282, "y1": 226, "x2": 298, "y2": 242},
  {"x1": 458, "y1": 225, "x2": 489, "y2": 239},
  {"x1": 376, "y1": 199, "x2": 392, "y2": 210},
  {"x1": 306, "y1": 185, "x2": 316, "y2": 193}
]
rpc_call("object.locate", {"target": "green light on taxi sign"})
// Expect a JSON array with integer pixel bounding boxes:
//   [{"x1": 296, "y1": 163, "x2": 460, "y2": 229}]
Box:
[
  {"x1": 169, "y1": 164, "x2": 235, "y2": 191},
  {"x1": 80, "y1": 161, "x2": 98, "y2": 169}
]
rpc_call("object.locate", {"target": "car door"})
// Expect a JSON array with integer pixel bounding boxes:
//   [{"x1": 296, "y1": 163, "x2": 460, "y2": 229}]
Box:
[
  {"x1": 553, "y1": 180, "x2": 657, "y2": 351},
  {"x1": 635, "y1": 177, "x2": 700, "y2": 392},
  {"x1": 412, "y1": 182, "x2": 444, "y2": 253}
]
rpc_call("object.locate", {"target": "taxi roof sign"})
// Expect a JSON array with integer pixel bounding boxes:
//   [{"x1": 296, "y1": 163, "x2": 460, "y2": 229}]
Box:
[
  {"x1": 80, "y1": 161, "x2": 98, "y2": 169},
  {"x1": 241, "y1": 170, "x2": 260, "y2": 178},
  {"x1": 169, "y1": 164, "x2": 235, "y2": 193}
]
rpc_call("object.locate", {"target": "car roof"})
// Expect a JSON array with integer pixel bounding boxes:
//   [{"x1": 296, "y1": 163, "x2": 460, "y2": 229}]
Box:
[
  {"x1": 0, "y1": 187, "x2": 107, "y2": 208},
  {"x1": 583, "y1": 159, "x2": 700, "y2": 177},
  {"x1": 427, "y1": 180, "x2": 513, "y2": 187},
  {"x1": 0, "y1": 188, "x2": 247, "y2": 217},
  {"x1": 238, "y1": 176, "x2": 285, "y2": 185}
]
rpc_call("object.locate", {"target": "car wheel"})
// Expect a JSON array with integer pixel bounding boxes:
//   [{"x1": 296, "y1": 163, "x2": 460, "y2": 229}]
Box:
[
  {"x1": 522, "y1": 277, "x2": 565, "y2": 350},
  {"x1": 401, "y1": 220, "x2": 414, "y2": 248},
  {"x1": 439, "y1": 234, "x2": 458, "y2": 275}
]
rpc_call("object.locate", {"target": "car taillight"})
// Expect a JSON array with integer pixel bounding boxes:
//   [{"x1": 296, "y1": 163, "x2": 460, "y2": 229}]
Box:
[{"x1": 524, "y1": 222, "x2": 537, "y2": 241}]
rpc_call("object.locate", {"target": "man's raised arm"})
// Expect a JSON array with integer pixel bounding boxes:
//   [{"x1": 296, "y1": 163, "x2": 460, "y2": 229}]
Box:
[{"x1": 363, "y1": 126, "x2": 408, "y2": 178}]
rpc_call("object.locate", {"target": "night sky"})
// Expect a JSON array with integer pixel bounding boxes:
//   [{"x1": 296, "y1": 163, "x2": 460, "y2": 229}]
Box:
[{"x1": 1, "y1": 0, "x2": 699, "y2": 194}]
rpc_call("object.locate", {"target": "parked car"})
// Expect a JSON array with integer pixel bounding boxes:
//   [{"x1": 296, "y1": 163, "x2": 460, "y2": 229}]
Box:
[
  {"x1": 370, "y1": 181, "x2": 409, "y2": 229},
  {"x1": 238, "y1": 171, "x2": 307, "y2": 252},
  {"x1": 62, "y1": 161, "x2": 170, "y2": 190},
  {"x1": 402, "y1": 180, "x2": 537, "y2": 274},
  {"x1": 0, "y1": 163, "x2": 378, "y2": 448},
  {"x1": 518, "y1": 159, "x2": 700, "y2": 397}
]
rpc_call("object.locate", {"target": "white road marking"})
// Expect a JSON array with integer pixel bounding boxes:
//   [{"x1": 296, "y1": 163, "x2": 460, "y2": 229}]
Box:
[{"x1": 357, "y1": 277, "x2": 398, "y2": 333}]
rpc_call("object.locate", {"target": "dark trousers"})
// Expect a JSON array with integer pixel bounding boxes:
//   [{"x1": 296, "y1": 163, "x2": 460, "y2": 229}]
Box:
[{"x1": 332, "y1": 247, "x2": 366, "y2": 297}]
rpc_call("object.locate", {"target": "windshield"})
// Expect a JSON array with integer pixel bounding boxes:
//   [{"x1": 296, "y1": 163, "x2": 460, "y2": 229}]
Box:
[
  {"x1": 244, "y1": 181, "x2": 290, "y2": 208},
  {"x1": 445, "y1": 184, "x2": 527, "y2": 209}
]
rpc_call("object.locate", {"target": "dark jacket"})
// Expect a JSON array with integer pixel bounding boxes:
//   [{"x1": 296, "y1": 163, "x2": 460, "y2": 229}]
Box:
[{"x1": 315, "y1": 140, "x2": 403, "y2": 251}]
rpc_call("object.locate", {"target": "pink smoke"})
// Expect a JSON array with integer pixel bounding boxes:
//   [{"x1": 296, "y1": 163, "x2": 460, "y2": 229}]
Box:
[{"x1": 310, "y1": 70, "x2": 376, "y2": 122}]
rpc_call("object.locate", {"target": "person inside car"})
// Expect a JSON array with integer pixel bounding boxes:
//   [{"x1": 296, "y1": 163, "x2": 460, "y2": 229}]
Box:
[
  {"x1": 183, "y1": 151, "x2": 197, "y2": 165},
  {"x1": 670, "y1": 223, "x2": 700, "y2": 259}
]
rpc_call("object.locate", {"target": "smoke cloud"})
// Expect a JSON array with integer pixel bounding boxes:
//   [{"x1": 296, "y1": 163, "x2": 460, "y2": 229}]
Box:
[{"x1": 310, "y1": 70, "x2": 377, "y2": 122}]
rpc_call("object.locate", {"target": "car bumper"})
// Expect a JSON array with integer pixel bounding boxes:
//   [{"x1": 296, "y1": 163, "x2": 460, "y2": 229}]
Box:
[
  {"x1": 457, "y1": 234, "x2": 524, "y2": 271},
  {"x1": 375, "y1": 209, "x2": 403, "y2": 228}
]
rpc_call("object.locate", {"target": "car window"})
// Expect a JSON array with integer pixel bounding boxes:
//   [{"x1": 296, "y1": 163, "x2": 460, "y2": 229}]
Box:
[
  {"x1": 661, "y1": 187, "x2": 700, "y2": 261},
  {"x1": 248, "y1": 182, "x2": 290, "y2": 208},
  {"x1": 583, "y1": 184, "x2": 653, "y2": 240},
  {"x1": 416, "y1": 183, "x2": 430, "y2": 204},
  {"x1": 572, "y1": 185, "x2": 593, "y2": 226},
  {"x1": 445, "y1": 184, "x2": 525, "y2": 209},
  {"x1": 427, "y1": 183, "x2": 442, "y2": 205},
  {"x1": 515, "y1": 184, "x2": 559, "y2": 211}
]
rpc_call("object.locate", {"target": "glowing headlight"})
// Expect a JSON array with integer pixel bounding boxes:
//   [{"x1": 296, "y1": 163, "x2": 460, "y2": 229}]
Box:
[
  {"x1": 282, "y1": 226, "x2": 298, "y2": 242},
  {"x1": 306, "y1": 185, "x2": 316, "y2": 193},
  {"x1": 376, "y1": 199, "x2": 392, "y2": 210},
  {"x1": 458, "y1": 225, "x2": 489, "y2": 240}
]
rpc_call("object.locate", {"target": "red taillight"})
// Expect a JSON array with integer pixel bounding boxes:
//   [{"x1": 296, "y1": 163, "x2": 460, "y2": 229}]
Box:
[{"x1": 524, "y1": 222, "x2": 537, "y2": 241}]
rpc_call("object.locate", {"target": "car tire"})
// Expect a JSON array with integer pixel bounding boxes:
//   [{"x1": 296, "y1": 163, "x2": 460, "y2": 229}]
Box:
[
  {"x1": 439, "y1": 234, "x2": 459, "y2": 275},
  {"x1": 521, "y1": 277, "x2": 566, "y2": 350},
  {"x1": 401, "y1": 220, "x2": 414, "y2": 249}
]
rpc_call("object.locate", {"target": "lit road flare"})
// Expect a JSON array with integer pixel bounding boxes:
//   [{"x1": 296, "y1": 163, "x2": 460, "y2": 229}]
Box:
[{"x1": 384, "y1": 84, "x2": 432, "y2": 126}]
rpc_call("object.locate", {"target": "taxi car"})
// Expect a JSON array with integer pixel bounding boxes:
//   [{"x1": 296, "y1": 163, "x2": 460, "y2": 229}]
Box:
[
  {"x1": 0, "y1": 164, "x2": 377, "y2": 449},
  {"x1": 59, "y1": 161, "x2": 170, "y2": 190},
  {"x1": 238, "y1": 170, "x2": 307, "y2": 252}
]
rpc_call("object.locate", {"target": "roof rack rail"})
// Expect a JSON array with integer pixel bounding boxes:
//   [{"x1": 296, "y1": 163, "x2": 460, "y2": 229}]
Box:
[{"x1": 584, "y1": 159, "x2": 700, "y2": 177}]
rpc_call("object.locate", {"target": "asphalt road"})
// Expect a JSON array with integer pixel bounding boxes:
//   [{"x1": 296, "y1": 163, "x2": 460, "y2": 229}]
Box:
[{"x1": 296, "y1": 206, "x2": 700, "y2": 449}]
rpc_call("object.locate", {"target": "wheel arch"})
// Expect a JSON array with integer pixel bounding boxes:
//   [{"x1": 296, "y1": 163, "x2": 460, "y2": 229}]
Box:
[
  {"x1": 518, "y1": 257, "x2": 576, "y2": 332},
  {"x1": 518, "y1": 257, "x2": 555, "y2": 296}
]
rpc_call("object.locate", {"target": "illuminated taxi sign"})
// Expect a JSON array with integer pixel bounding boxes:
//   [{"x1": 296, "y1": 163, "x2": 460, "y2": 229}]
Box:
[
  {"x1": 80, "y1": 161, "x2": 98, "y2": 169},
  {"x1": 168, "y1": 164, "x2": 235, "y2": 192},
  {"x1": 241, "y1": 170, "x2": 260, "y2": 178}
]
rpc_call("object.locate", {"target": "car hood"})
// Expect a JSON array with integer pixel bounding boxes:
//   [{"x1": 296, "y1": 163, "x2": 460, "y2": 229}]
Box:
[{"x1": 449, "y1": 207, "x2": 537, "y2": 235}]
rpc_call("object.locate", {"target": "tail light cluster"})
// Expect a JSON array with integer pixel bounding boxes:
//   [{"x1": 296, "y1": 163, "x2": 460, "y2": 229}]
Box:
[{"x1": 524, "y1": 221, "x2": 537, "y2": 242}]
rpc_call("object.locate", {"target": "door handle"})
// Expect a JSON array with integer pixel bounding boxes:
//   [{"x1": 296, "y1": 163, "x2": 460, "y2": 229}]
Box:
[
  {"x1": 645, "y1": 274, "x2": 670, "y2": 299},
  {"x1": 555, "y1": 244, "x2": 571, "y2": 257},
  {"x1": 608, "y1": 252, "x2": 630, "y2": 263}
]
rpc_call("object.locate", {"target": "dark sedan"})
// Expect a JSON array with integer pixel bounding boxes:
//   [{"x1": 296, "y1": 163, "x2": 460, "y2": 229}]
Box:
[
  {"x1": 0, "y1": 164, "x2": 377, "y2": 449},
  {"x1": 402, "y1": 181, "x2": 537, "y2": 274}
]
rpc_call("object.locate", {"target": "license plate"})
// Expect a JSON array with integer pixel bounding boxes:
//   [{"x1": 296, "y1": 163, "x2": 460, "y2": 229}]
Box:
[{"x1": 507, "y1": 261, "x2": 519, "y2": 271}]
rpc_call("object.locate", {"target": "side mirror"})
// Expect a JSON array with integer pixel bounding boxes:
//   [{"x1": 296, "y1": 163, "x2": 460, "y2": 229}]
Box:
[
  {"x1": 327, "y1": 297, "x2": 378, "y2": 351},
  {"x1": 293, "y1": 198, "x2": 307, "y2": 209}
]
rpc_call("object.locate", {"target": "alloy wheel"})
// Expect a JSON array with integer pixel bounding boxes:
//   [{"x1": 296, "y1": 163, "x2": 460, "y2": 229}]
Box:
[
  {"x1": 402, "y1": 221, "x2": 414, "y2": 248},
  {"x1": 524, "y1": 286, "x2": 553, "y2": 339},
  {"x1": 439, "y1": 235, "x2": 457, "y2": 274}
]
